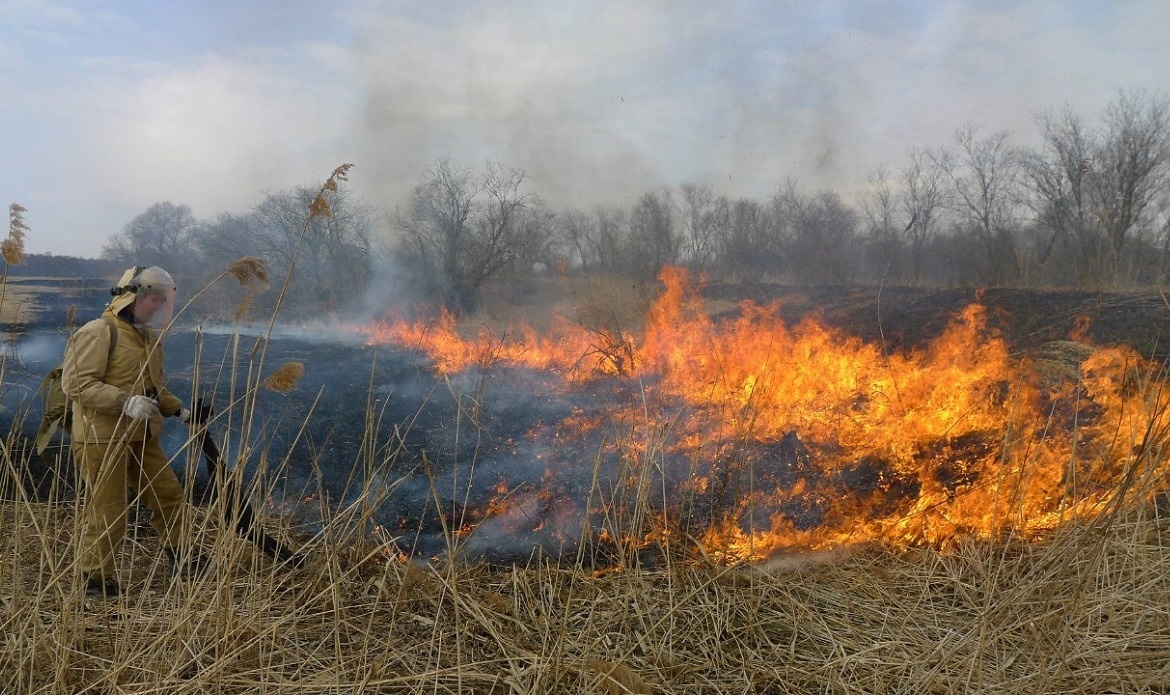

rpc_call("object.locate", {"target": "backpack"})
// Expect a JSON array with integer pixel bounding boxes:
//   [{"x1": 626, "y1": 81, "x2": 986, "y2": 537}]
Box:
[{"x1": 35, "y1": 317, "x2": 118, "y2": 456}]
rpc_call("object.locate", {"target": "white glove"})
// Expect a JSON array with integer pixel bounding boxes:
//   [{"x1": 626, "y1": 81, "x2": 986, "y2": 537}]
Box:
[
  {"x1": 122, "y1": 395, "x2": 160, "y2": 421},
  {"x1": 179, "y1": 408, "x2": 192, "y2": 423}
]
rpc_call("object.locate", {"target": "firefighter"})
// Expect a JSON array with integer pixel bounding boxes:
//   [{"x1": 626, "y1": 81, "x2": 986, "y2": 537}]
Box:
[{"x1": 61, "y1": 265, "x2": 207, "y2": 598}]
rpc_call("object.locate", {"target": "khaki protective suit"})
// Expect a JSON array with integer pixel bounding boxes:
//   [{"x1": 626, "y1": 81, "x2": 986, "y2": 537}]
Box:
[{"x1": 61, "y1": 296, "x2": 189, "y2": 582}]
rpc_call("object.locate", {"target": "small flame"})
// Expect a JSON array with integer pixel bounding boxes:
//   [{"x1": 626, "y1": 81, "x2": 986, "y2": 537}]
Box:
[{"x1": 1070, "y1": 314, "x2": 1093, "y2": 343}]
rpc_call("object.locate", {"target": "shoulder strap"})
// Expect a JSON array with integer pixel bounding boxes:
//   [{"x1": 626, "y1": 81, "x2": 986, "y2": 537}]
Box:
[{"x1": 38, "y1": 366, "x2": 62, "y2": 395}]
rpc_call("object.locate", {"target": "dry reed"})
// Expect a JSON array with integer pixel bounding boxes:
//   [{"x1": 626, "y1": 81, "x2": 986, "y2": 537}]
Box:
[
  {"x1": 227, "y1": 256, "x2": 270, "y2": 321},
  {"x1": 4, "y1": 493, "x2": 1170, "y2": 693},
  {"x1": 261, "y1": 361, "x2": 304, "y2": 393},
  {"x1": 4, "y1": 203, "x2": 28, "y2": 266}
]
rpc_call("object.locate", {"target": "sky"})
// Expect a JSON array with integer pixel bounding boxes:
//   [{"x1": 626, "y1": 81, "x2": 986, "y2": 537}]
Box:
[{"x1": 2, "y1": 0, "x2": 1168, "y2": 258}]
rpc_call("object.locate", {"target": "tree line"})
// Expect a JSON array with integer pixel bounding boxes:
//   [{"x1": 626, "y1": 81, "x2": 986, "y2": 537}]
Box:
[{"x1": 92, "y1": 90, "x2": 1169, "y2": 318}]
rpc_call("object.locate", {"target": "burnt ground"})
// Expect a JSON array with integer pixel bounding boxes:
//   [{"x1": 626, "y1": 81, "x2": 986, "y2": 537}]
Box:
[
  {"x1": 8, "y1": 276, "x2": 1170, "y2": 562},
  {"x1": 701, "y1": 282, "x2": 1170, "y2": 360}
]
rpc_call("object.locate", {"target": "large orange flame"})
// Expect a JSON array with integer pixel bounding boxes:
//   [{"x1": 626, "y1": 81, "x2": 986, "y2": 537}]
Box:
[{"x1": 363, "y1": 268, "x2": 1170, "y2": 562}]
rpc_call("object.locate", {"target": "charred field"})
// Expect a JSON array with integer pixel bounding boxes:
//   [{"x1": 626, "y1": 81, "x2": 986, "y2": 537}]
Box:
[
  {"x1": 6, "y1": 273, "x2": 1170, "y2": 693},
  {"x1": 7, "y1": 274, "x2": 1170, "y2": 563}
]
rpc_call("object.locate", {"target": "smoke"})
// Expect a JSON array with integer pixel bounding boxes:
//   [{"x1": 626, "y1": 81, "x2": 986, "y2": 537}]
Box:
[
  {"x1": 348, "y1": 4, "x2": 936, "y2": 210},
  {"x1": 351, "y1": 4, "x2": 713, "y2": 210},
  {"x1": 346, "y1": 2, "x2": 1170, "y2": 221},
  {"x1": 355, "y1": 252, "x2": 435, "y2": 322},
  {"x1": 11, "y1": 3, "x2": 1170, "y2": 259}
]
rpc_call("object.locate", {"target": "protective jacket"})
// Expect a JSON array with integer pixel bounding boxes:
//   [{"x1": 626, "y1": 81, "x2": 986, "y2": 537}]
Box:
[{"x1": 60, "y1": 307, "x2": 184, "y2": 443}]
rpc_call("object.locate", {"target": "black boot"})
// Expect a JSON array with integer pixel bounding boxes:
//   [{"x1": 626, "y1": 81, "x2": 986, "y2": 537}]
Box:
[
  {"x1": 164, "y1": 547, "x2": 211, "y2": 579},
  {"x1": 84, "y1": 574, "x2": 120, "y2": 599}
]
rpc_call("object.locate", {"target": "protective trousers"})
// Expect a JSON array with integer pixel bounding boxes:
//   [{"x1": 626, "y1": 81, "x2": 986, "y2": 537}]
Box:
[{"x1": 75, "y1": 437, "x2": 187, "y2": 580}]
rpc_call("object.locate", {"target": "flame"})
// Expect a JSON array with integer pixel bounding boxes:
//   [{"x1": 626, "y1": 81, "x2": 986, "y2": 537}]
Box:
[
  {"x1": 1070, "y1": 314, "x2": 1093, "y2": 343},
  {"x1": 362, "y1": 268, "x2": 1170, "y2": 562}
]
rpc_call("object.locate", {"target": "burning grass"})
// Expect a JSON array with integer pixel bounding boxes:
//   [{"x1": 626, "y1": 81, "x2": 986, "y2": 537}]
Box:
[{"x1": 363, "y1": 267, "x2": 1170, "y2": 562}]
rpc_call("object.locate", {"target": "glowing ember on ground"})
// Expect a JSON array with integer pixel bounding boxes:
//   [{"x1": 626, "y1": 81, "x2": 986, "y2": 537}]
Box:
[{"x1": 361, "y1": 268, "x2": 1169, "y2": 562}]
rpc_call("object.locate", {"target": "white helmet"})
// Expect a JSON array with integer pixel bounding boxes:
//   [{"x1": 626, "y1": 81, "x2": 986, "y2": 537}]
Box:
[{"x1": 109, "y1": 265, "x2": 177, "y2": 328}]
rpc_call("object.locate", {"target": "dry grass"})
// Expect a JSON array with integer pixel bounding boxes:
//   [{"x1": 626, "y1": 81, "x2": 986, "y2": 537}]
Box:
[
  {"x1": 6, "y1": 318, "x2": 1170, "y2": 692},
  {"x1": 261, "y1": 362, "x2": 304, "y2": 393},
  {"x1": 4, "y1": 491, "x2": 1170, "y2": 693},
  {"x1": 469, "y1": 274, "x2": 657, "y2": 338}
]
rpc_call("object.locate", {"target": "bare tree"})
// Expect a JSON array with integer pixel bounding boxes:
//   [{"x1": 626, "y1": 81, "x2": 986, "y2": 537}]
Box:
[
  {"x1": 1022, "y1": 106, "x2": 1099, "y2": 283},
  {"x1": 627, "y1": 190, "x2": 680, "y2": 279},
  {"x1": 788, "y1": 189, "x2": 859, "y2": 284},
  {"x1": 189, "y1": 186, "x2": 373, "y2": 316},
  {"x1": 713, "y1": 195, "x2": 771, "y2": 280},
  {"x1": 507, "y1": 202, "x2": 560, "y2": 275},
  {"x1": 1090, "y1": 91, "x2": 1170, "y2": 284},
  {"x1": 860, "y1": 166, "x2": 903, "y2": 282},
  {"x1": 678, "y1": 183, "x2": 719, "y2": 269},
  {"x1": 398, "y1": 157, "x2": 476, "y2": 306},
  {"x1": 901, "y1": 149, "x2": 946, "y2": 285},
  {"x1": 593, "y1": 205, "x2": 629, "y2": 274},
  {"x1": 103, "y1": 201, "x2": 201, "y2": 270},
  {"x1": 933, "y1": 126, "x2": 1024, "y2": 284},
  {"x1": 560, "y1": 207, "x2": 598, "y2": 271},
  {"x1": 394, "y1": 157, "x2": 533, "y2": 309},
  {"x1": 1023, "y1": 92, "x2": 1170, "y2": 286},
  {"x1": 470, "y1": 161, "x2": 534, "y2": 285},
  {"x1": 199, "y1": 212, "x2": 266, "y2": 267}
]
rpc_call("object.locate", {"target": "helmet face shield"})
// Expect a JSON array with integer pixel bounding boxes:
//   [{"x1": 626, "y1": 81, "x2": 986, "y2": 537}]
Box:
[
  {"x1": 115, "y1": 266, "x2": 177, "y2": 329},
  {"x1": 135, "y1": 285, "x2": 176, "y2": 329}
]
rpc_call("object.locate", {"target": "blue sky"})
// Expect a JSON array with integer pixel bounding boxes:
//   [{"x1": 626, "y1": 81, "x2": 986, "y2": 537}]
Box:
[{"x1": 2, "y1": 1, "x2": 1168, "y2": 258}]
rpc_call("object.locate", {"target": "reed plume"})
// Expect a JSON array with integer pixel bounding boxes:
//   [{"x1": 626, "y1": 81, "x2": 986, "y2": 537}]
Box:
[
  {"x1": 228, "y1": 256, "x2": 270, "y2": 321},
  {"x1": 261, "y1": 361, "x2": 304, "y2": 392},
  {"x1": 228, "y1": 256, "x2": 270, "y2": 292},
  {"x1": 4, "y1": 203, "x2": 28, "y2": 266},
  {"x1": 309, "y1": 163, "x2": 354, "y2": 220}
]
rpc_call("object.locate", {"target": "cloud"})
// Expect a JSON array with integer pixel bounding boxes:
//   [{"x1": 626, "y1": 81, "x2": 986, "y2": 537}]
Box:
[
  {"x1": 93, "y1": 53, "x2": 353, "y2": 203},
  {"x1": 5, "y1": 1, "x2": 1170, "y2": 257}
]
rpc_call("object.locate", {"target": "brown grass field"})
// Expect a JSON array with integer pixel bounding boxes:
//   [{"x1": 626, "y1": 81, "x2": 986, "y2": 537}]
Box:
[
  {"x1": 4, "y1": 481, "x2": 1170, "y2": 693},
  {"x1": 4, "y1": 270, "x2": 1170, "y2": 694}
]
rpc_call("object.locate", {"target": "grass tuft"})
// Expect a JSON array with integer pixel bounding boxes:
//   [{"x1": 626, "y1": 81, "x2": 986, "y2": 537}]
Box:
[{"x1": 261, "y1": 361, "x2": 304, "y2": 393}]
